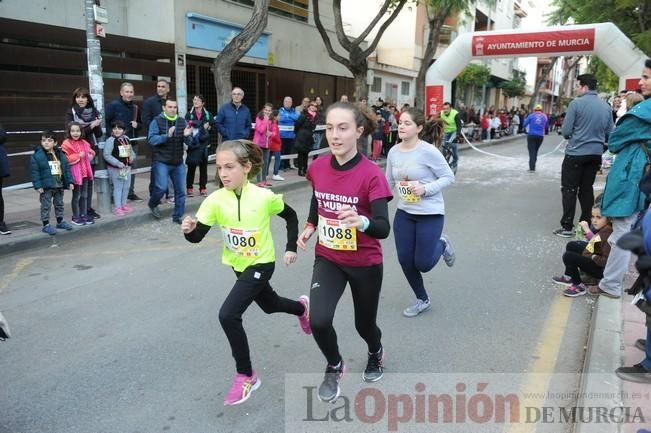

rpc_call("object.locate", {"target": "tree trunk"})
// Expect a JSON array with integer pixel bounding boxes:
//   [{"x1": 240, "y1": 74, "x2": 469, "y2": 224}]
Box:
[
  {"x1": 529, "y1": 57, "x2": 559, "y2": 111},
  {"x1": 414, "y1": 10, "x2": 449, "y2": 110},
  {"x1": 556, "y1": 56, "x2": 581, "y2": 113},
  {"x1": 354, "y1": 72, "x2": 369, "y2": 101},
  {"x1": 212, "y1": 0, "x2": 270, "y2": 107}
]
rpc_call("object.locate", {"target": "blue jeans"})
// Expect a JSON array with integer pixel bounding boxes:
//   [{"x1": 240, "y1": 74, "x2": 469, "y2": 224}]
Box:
[
  {"x1": 148, "y1": 160, "x2": 186, "y2": 220},
  {"x1": 444, "y1": 132, "x2": 459, "y2": 166},
  {"x1": 270, "y1": 151, "x2": 281, "y2": 176},
  {"x1": 642, "y1": 286, "x2": 651, "y2": 371},
  {"x1": 393, "y1": 209, "x2": 445, "y2": 301}
]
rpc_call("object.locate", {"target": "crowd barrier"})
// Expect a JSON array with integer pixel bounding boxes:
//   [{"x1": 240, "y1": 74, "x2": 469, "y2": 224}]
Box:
[{"x1": 3, "y1": 128, "x2": 330, "y2": 191}]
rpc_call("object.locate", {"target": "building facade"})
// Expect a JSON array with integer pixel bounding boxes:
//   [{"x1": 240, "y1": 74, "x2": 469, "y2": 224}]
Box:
[{"x1": 0, "y1": 0, "x2": 355, "y2": 185}]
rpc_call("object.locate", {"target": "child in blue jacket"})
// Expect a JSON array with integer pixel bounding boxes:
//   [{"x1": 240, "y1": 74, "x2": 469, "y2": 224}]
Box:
[{"x1": 31, "y1": 130, "x2": 74, "y2": 235}]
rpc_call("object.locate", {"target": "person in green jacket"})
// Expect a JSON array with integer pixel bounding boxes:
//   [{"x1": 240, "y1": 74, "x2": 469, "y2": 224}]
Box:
[
  {"x1": 597, "y1": 59, "x2": 651, "y2": 298},
  {"x1": 440, "y1": 102, "x2": 461, "y2": 172}
]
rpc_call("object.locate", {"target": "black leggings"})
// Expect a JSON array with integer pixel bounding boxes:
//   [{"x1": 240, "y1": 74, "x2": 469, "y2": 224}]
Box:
[
  {"x1": 218, "y1": 262, "x2": 304, "y2": 376},
  {"x1": 186, "y1": 161, "x2": 207, "y2": 190},
  {"x1": 563, "y1": 240, "x2": 603, "y2": 284},
  {"x1": 309, "y1": 256, "x2": 383, "y2": 366}
]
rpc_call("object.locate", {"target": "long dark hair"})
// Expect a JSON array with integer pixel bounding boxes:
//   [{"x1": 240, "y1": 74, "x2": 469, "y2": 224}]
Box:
[{"x1": 71, "y1": 87, "x2": 97, "y2": 109}]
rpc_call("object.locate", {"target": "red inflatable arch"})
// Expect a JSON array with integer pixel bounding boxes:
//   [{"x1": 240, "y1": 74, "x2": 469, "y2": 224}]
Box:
[{"x1": 425, "y1": 22, "x2": 648, "y2": 115}]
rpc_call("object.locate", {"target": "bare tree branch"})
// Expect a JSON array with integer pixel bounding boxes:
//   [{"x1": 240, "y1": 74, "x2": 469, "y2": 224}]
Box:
[
  {"x1": 312, "y1": 0, "x2": 353, "y2": 69},
  {"x1": 212, "y1": 0, "x2": 270, "y2": 106},
  {"x1": 348, "y1": 0, "x2": 392, "y2": 47},
  {"x1": 361, "y1": 0, "x2": 409, "y2": 58},
  {"x1": 332, "y1": 0, "x2": 352, "y2": 51}
]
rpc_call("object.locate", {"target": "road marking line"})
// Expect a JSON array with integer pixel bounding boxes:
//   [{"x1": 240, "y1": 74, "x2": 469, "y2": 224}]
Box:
[
  {"x1": 0, "y1": 257, "x2": 35, "y2": 294},
  {"x1": 506, "y1": 295, "x2": 573, "y2": 433}
]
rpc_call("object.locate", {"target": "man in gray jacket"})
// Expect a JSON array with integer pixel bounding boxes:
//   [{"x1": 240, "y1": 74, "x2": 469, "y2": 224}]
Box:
[{"x1": 554, "y1": 74, "x2": 614, "y2": 237}]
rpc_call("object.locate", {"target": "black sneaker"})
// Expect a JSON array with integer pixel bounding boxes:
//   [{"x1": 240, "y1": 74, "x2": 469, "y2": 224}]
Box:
[
  {"x1": 363, "y1": 348, "x2": 384, "y2": 382},
  {"x1": 635, "y1": 339, "x2": 646, "y2": 352},
  {"x1": 128, "y1": 194, "x2": 144, "y2": 203},
  {"x1": 87, "y1": 208, "x2": 101, "y2": 219},
  {"x1": 615, "y1": 363, "x2": 651, "y2": 384},
  {"x1": 553, "y1": 228, "x2": 574, "y2": 238},
  {"x1": 149, "y1": 205, "x2": 162, "y2": 219},
  {"x1": 0, "y1": 222, "x2": 11, "y2": 235},
  {"x1": 172, "y1": 217, "x2": 182, "y2": 225},
  {"x1": 318, "y1": 361, "x2": 346, "y2": 403}
]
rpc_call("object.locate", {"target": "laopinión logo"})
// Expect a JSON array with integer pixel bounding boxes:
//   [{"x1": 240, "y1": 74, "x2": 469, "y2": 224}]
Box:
[{"x1": 296, "y1": 382, "x2": 645, "y2": 432}]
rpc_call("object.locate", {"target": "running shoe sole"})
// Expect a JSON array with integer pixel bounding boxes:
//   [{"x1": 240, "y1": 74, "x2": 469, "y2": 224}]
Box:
[
  {"x1": 551, "y1": 277, "x2": 573, "y2": 287},
  {"x1": 224, "y1": 377, "x2": 261, "y2": 406}
]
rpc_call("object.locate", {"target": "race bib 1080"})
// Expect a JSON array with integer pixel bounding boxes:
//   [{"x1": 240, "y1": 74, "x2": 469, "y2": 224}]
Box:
[
  {"x1": 318, "y1": 215, "x2": 357, "y2": 251},
  {"x1": 222, "y1": 226, "x2": 261, "y2": 257}
]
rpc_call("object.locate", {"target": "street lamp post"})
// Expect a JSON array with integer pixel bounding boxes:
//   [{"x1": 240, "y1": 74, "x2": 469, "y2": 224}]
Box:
[{"x1": 84, "y1": 0, "x2": 110, "y2": 213}]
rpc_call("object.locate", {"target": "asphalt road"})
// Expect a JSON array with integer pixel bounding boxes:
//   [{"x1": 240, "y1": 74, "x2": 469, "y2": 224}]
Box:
[{"x1": 0, "y1": 134, "x2": 593, "y2": 433}]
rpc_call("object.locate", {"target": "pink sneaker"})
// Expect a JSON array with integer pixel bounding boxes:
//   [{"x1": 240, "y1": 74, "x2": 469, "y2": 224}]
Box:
[
  {"x1": 224, "y1": 372, "x2": 261, "y2": 406},
  {"x1": 297, "y1": 295, "x2": 311, "y2": 335},
  {"x1": 113, "y1": 207, "x2": 126, "y2": 216},
  {"x1": 121, "y1": 204, "x2": 134, "y2": 213}
]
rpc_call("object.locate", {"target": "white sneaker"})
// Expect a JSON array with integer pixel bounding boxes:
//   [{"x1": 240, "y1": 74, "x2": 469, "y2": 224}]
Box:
[
  {"x1": 441, "y1": 235, "x2": 456, "y2": 267},
  {"x1": 272, "y1": 174, "x2": 285, "y2": 181},
  {"x1": 403, "y1": 299, "x2": 431, "y2": 317}
]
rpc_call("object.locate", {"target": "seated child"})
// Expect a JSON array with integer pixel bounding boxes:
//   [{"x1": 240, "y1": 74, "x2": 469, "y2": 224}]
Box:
[{"x1": 552, "y1": 205, "x2": 612, "y2": 297}]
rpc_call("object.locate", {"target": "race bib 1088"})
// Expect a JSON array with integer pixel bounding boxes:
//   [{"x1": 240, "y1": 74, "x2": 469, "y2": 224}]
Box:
[{"x1": 318, "y1": 215, "x2": 357, "y2": 251}]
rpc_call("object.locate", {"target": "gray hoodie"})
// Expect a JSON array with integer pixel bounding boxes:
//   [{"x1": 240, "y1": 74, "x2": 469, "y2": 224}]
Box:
[{"x1": 562, "y1": 90, "x2": 614, "y2": 156}]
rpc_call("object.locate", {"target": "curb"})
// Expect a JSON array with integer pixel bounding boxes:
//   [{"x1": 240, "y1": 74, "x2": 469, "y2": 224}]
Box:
[
  {"x1": 0, "y1": 178, "x2": 310, "y2": 258},
  {"x1": 573, "y1": 297, "x2": 623, "y2": 433}
]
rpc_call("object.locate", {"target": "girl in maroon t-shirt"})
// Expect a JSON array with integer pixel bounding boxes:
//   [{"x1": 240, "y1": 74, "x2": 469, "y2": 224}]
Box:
[{"x1": 298, "y1": 102, "x2": 393, "y2": 403}]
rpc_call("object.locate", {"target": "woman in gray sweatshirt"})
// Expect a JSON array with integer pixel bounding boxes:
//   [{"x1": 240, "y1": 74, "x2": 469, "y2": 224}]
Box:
[{"x1": 385, "y1": 108, "x2": 456, "y2": 317}]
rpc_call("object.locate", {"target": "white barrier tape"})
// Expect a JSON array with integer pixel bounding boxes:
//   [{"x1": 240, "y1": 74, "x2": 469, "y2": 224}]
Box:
[
  {"x1": 206, "y1": 146, "x2": 330, "y2": 162},
  {"x1": 461, "y1": 131, "x2": 567, "y2": 160},
  {"x1": 461, "y1": 131, "x2": 517, "y2": 160},
  {"x1": 7, "y1": 150, "x2": 35, "y2": 157},
  {"x1": 538, "y1": 138, "x2": 567, "y2": 157}
]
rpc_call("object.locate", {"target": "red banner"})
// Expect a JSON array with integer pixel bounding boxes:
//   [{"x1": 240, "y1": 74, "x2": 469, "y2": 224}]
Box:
[
  {"x1": 625, "y1": 78, "x2": 640, "y2": 91},
  {"x1": 472, "y1": 29, "x2": 595, "y2": 57},
  {"x1": 425, "y1": 85, "x2": 445, "y2": 117}
]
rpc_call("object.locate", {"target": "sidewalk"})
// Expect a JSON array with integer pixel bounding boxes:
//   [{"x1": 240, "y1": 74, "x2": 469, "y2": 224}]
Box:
[{"x1": 0, "y1": 163, "x2": 309, "y2": 256}]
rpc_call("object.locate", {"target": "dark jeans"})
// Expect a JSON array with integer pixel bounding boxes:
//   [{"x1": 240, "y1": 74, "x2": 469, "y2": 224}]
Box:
[
  {"x1": 71, "y1": 178, "x2": 90, "y2": 219},
  {"x1": 40, "y1": 188, "x2": 65, "y2": 223},
  {"x1": 527, "y1": 135, "x2": 544, "y2": 170},
  {"x1": 0, "y1": 177, "x2": 4, "y2": 224},
  {"x1": 642, "y1": 286, "x2": 651, "y2": 371},
  {"x1": 296, "y1": 151, "x2": 308, "y2": 174},
  {"x1": 560, "y1": 154, "x2": 602, "y2": 230},
  {"x1": 148, "y1": 160, "x2": 186, "y2": 220},
  {"x1": 281, "y1": 138, "x2": 295, "y2": 169},
  {"x1": 186, "y1": 161, "x2": 208, "y2": 190},
  {"x1": 128, "y1": 142, "x2": 138, "y2": 196},
  {"x1": 309, "y1": 256, "x2": 383, "y2": 366},
  {"x1": 562, "y1": 240, "x2": 604, "y2": 284},
  {"x1": 218, "y1": 262, "x2": 303, "y2": 375},
  {"x1": 86, "y1": 177, "x2": 94, "y2": 212},
  {"x1": 393, "y1": 209, "x2": 445, "y2": 301}
]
